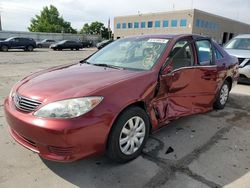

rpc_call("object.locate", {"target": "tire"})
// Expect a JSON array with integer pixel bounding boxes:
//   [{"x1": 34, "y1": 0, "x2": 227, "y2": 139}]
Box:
[
  {"x1": 214, "y1": 80, "x2": 230, "y2": 109},
  {"x1": 1, "y1": 45, "x2": 8, "y2": 52},
  {"x1": 76, "y1": 48, "x2": 79, "y2": 51},
  {"x1": 71, "y1": 48, "x2": 74, "y2": 51},
  {"x1": 107, "y1": 106, "x2": 150, "y2": 163},
  {"x1": 26, "y1": 45, "x2": 34, "y2": 52},
  {"x1": 38, "y1": 44, "x2": 42, "y2": 48}
]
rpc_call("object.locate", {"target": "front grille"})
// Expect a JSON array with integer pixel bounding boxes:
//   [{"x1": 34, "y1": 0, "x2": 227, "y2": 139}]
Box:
[
  {"x1": 48, "y1": 146, "x2": 75, "y2": 156},
  {"x1": 238, "y1": 58, "x2": 245, "y2": 65},
  {"x1": 13, "y1": 94, "x2": 42, "y2": 113}
]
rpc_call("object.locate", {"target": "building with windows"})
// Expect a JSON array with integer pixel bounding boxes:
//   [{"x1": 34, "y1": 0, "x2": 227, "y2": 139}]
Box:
[{"x1": 114, "y1": 9, "x2": 250, "y2": 44}]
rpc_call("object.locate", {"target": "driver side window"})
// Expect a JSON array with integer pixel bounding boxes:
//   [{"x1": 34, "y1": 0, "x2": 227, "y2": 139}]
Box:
[{"x1": 171, "y1": 40, "x2": 194, "y2": 71}]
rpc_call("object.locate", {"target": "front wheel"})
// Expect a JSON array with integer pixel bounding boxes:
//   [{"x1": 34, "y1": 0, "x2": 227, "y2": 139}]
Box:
[
  {"x1": 107, "y1": 106, "x2": 150, "y2": 163},
  {"x1": 214, "y1": 80, "x2": 230, "y2": 109},
  {"x1": 1, "y1": 45, "x2": 8, "y2": 52}
]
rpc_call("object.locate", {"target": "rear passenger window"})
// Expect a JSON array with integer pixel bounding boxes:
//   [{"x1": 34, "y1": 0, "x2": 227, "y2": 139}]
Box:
[
  {"x1": 171, "y1": 40, "x2": 194, "y2": 70},
  {"x1": 196, "y1": 40, "x2": 213, "y2": 65},
  {"x1": 214, "y1": 47, "x2": 223, "y2": 60}
]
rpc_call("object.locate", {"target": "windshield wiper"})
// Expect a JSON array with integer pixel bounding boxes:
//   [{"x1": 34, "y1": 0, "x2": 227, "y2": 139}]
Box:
[
  {"x1": 79, "y1": 59, "x2": 90, "y2": 64},
  {"x1": 92, "y1": 63, "x2": 124, "y2": 70}
]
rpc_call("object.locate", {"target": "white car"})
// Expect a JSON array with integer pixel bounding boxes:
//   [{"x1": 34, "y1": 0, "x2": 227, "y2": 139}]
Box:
[{"x1": 224, "y1": 34, "x2": 250, "y2": 84}]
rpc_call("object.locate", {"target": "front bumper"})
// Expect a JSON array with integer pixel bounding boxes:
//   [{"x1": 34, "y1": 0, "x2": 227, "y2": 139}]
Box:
[
  {"x1": 239, "y1": 66, "x2": 250, "y2": 83},
  {"x1": 4, "y1": 98, "x2": 110, "y2": 162}
]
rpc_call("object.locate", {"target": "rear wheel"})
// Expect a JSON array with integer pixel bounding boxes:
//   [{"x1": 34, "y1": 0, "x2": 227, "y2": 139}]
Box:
[
  {"x1": 107, "y1": 106, "x2": 150, "y2": 163},
  {"x1": 1, "y1": 45, "x2": 8, "y2": 52},
  {"x1": 214, "y1": 80, "x2": 230, "y2": 109},
  {"x1": 38, "y1": 44, "x2": 42, "y2": 48},
  {"x1": 26, "y1": 45, "x2": 34, "y2": 52}
]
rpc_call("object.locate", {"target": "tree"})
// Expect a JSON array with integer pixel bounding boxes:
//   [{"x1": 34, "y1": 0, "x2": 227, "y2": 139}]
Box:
[
  {"x1": 80, "y1": 21, "x2": 111, "y2": 39},
  {"x1": 28, "y1": 5, "x2": 77, "y2": 34}
]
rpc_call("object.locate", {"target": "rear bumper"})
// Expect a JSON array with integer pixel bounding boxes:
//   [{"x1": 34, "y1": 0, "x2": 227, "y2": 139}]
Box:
[{"x1": 4, "y1": 98, "x2": 110, "y2": 162}]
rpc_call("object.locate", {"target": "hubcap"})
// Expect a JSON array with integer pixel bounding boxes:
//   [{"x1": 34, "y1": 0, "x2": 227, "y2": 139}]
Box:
[
  {"x1": 220, "y1": 84, "x2": 229, "y2": 105},
  {"x1": 119, "y1": 116, "x2": 146, "y2": 155}
]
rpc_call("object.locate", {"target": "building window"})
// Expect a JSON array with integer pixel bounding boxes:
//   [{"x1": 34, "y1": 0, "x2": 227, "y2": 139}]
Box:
[
  {"x1": 134, "y1": 22, "x2": 139, "y2": 28},
  {"x1": 148, "y1": 21, "x2": 153, "y2": 28},
  {"x1": 195, "y1": 19, "x2": 200, "y2": 27},
  {"x1": 163, "y1": 20, "x2": 169, "y2": 27},
  {"x1": 205, "y1": 21, "x2": 208, "y2": 29},
  {"x1": 141, "y1": 21, "x2": 146, "y2": 28},
  {"x1": 180, "y1": 19, "x2": 187, "y2": 27},
  {"x1": 122, "y1": 23, "x2": 127, "y2": 29},
  {"x1": 208, "y1": 22, "x2": 212, "y2": 30},
  {"x1": 155, "y1": 20, "x2": 161, "y2": 28},
  {"x1": 171, "y1": 20, "x2": 178, "y2": 27},
  {"x1": 128, "y1": 22, "x2": 133, "y2": 29},
  {"x1": 201, "y1": 20, "x2": 205, "y2": 28},
  {"x1": 116, "y1": 23, "x2": 121, "y2": 29}
]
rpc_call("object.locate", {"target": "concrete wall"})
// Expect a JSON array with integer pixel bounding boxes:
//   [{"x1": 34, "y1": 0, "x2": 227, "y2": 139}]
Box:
[
  {"x1": 0, "y1": 31, "x2": 101, "y2": 44},
  {"x1": 192, "y1": 9, "x2": 250, "y2": 44},
  {"x1": 114, "y1": 10, "x2": 194, "y2": 39},
  {"x1": 114, "y1": 9, "x2": 250, "y2": 44}
]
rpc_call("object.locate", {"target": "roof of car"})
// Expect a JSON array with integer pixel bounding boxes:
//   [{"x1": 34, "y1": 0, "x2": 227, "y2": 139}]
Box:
[{"x1": 235, "y1": 34, "x2": 250, "y2": 38}]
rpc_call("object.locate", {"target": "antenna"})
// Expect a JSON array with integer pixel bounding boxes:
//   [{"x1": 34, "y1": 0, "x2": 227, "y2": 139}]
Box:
[
  {"x1": 0, "y1": 11, "x2": 2, "y2": 31},
  {"x1": 0, "y1": 4, "x2": 2, "y2": 31}
]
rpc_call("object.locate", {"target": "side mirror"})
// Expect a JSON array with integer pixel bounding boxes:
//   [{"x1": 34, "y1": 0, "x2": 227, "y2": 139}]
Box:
[{"x1": 161, "y1": 65, "x2": 172, "y2": 75}]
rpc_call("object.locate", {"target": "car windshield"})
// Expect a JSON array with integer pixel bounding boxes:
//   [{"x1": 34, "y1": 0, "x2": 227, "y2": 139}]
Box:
[
  {"x1": 87, "y1": 38, "x2": 169, "y2": 70},
  {"x1": 5, "y1": 37, "x2": 15, "y2": 41},
  {"x1": 225, "y1": 38, "x2": 250, "y2": 50},
  {"x1": 58, "y1": 40, "x2": 67, "y2": 44}
]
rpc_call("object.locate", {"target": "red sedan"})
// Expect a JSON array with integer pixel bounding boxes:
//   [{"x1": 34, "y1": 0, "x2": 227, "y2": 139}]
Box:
[{"x1": 4, "y1": 34, "x2": 238, "y2": 162}]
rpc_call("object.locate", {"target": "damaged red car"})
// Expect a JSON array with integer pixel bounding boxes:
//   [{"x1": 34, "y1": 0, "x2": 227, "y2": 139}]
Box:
[{"x1": 4, "y1": 34, "x2": 238, "y2": 162}]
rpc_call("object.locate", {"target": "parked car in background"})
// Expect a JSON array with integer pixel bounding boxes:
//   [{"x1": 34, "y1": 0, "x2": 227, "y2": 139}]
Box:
[
  {"x1": 36, "y1": 39, "x2": 56, "y2": 48},
  {"x1": 50, "y1": 40, "x2": 83, "y2": 51},
  {"x1": 0, "y1": 37, "x2": 36, "y2": 52},
  {"x1": 81, "y1": 40, "x2": 93, "y2": 48},
  {"x1": 224, "y1": 34, "x2": 250, "y2": 84},
  {"x1": 4, "y1": 34, "x2": 238, "y2": 163},
  {"x1": 96, "y1": 39, "x2": 113, "y2": 49}
]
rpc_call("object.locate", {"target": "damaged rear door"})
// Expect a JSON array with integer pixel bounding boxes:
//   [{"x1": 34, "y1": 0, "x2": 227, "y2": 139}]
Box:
[{"x1": 153, "y1": 38, "x2": 218, "y2": 126}]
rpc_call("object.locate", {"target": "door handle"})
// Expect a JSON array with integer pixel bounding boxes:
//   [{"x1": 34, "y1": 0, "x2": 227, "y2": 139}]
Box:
[{"x1": 202, "y1": 74, "x2": 212, "y2": 80}]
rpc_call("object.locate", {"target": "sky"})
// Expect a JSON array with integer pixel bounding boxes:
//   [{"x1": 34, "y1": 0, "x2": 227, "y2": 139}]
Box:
[{"x1": 0, "y1": 0, "x2": 250, "y2": 32}]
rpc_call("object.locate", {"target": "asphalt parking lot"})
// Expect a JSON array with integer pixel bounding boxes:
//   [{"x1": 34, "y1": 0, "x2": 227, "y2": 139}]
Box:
[{"x1": 0, "y1": 49, "x2": 250, "y2": 188}]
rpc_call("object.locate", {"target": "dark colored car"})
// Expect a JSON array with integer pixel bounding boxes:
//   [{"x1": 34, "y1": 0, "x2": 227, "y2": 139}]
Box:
[
  {"x1": 37, "y1": 39, "x2": 56, "y2": 48},
  {"x1": 96, "y1": 39, "x2": 113, "y2": 49},
  {"x1": 81, "y1": 40, "x2": 93, "y2": 48},
  {"x1": 0, "y1": 37, "x2": 36, "y2": 52},
  {"x1": 4, "y1": 34, "x2": 238, "y2": 163},
  {"x1": 50, "y1": 40, "x2": 83, "y2": 51}
]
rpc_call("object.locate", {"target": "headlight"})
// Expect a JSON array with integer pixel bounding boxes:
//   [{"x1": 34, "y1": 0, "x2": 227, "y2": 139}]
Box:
[{"x1": 34, "y1": 97, "x2": 103, "y2": 119}]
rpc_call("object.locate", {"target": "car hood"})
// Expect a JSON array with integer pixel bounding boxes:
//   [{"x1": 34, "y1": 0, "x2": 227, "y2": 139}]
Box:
[
  {"x1": 16, "y1": 63, "x2": 141, "y2": 102},
  {"x1": 225, "y1": 49, "x2": 250, "y2": 58}
]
